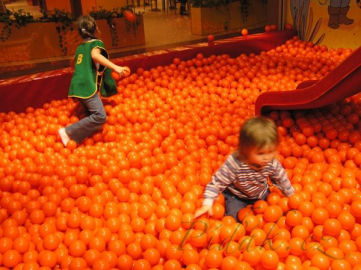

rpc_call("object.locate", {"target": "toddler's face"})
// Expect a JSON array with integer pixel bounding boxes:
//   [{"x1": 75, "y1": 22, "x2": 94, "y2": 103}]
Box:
[{"x1": 246, "y1": 144, "x2": 277, "y2": 168}]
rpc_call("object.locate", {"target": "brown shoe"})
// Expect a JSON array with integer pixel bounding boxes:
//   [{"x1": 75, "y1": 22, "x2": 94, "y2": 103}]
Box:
[
  {"x1": 339, "y1": 6, "x2": 353, "y2": 25},
  {"x1": 328, "y1": 6, "x2": 339, "y2": 29}
]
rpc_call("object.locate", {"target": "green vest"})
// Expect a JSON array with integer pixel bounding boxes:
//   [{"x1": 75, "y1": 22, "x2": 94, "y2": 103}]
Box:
[{"x1": 68, "y1": 39, "x2": 117, "y2": 99}]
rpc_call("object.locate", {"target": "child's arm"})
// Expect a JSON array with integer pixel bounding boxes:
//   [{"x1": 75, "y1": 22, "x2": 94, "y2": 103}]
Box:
[
  {"x1": 194, "y1": 157, "x2": 236, "y2": 218},
  {"x1": 194, "y1": 205, "x2": 213, "y2": 218},
  {"x1": 270, "y1": 159, "x2": 295, "y2": 196},
  {"x1": 91, "y1": 47, "x2": 130, "y2": 76}
]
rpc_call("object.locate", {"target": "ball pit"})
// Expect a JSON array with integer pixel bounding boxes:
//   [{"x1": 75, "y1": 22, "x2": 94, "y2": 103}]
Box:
[{"x1": 1, "y1": 32, "x2": 361, "y2": 269}]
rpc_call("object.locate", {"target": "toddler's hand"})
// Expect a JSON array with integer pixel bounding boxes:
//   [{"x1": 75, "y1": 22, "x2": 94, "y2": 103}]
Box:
[{"x1": 194, "y1": 205, "x2": 213, "y2": 219}]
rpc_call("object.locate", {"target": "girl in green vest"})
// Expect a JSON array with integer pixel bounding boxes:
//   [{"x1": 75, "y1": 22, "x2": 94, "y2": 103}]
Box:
[{"x1": 58, "y1": 15, "x2": 130, "y2": 146}]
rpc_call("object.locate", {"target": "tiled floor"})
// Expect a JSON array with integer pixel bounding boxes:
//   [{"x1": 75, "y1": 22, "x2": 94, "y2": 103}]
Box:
[
  {"x1": 109, "y1": 7, "x2": 207, "y2": 57},
  {"x1": 143, "y1": 11, "x2": 201, "y2": 48},
  {"x1": 106, "y1": 4, "x2": 251, "y2": 59}
]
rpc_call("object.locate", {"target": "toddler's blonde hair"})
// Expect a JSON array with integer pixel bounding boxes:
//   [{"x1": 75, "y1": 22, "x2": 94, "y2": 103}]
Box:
[{"x1": 238, "y1": 116, "x2": 279, "y2": 156}]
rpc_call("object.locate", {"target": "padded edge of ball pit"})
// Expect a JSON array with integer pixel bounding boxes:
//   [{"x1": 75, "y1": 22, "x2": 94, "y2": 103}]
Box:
[
  {"x1": 0, "y1": 31, "x2": 296, "y2": 113},
  {"x1": 116, "y1": 31, "x2": 297, "y2": 70},
  {"x1": 255, "y1": 46, "x2": 361, "y2": 115},
  {"x1": 108, "y1": 31, "x2": 296, "y2": 77}
]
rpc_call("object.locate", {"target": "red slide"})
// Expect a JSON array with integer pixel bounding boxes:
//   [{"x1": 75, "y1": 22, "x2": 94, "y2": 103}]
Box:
[{"x1": 255, "y1": 46, "x2": 361, "y2": 115}]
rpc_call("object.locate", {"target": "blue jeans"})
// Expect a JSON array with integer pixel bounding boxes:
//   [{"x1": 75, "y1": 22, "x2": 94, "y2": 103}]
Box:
[
  {"x1": 222, "y1": 189, "x2": 269, "y2": 222},
  {"x1": 65, "y1": 93, "x2": 106, "y2": 144}
]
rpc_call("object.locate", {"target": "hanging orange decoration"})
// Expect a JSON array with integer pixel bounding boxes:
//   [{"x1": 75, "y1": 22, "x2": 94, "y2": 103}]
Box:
[{"x1": 124, "y1": 10, "x2": 136, "y2": 22}]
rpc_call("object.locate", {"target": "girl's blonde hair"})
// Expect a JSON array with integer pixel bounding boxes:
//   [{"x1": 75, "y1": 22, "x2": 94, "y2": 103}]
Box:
[
  {"x1": 77, "y1": 15, "x2": 97, "y2": 39},
  {"x1": 238, "y1": 116, "x2": 279, "y2": 155}
]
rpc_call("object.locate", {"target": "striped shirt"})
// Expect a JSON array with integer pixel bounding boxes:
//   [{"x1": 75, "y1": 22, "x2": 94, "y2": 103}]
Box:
[{"x1": 203, "y1": 153, "x2": 294, "y2": 206}]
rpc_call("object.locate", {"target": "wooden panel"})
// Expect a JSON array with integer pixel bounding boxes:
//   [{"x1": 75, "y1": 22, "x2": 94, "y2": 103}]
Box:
[
  {"x1": 80, "y1": 0, "x2": 96, "y2": 14},
  {"x1": 45, "y1": 0, "x2": 72, "y2": 12},
  {"x1": 81, "y1": 0, "x2": 127, "y2": 13}
]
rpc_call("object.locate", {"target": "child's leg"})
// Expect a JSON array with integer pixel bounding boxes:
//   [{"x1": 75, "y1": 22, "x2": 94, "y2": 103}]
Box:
[
  {"x1": 223, "y1": 190, "x2": 249, "y2": 222},
  {"x1": 65, "y1": 94, "x2": 106, "y2": 144},
  {"x1": 223, "y1": 189, "x2": 270, "y2": 222}
]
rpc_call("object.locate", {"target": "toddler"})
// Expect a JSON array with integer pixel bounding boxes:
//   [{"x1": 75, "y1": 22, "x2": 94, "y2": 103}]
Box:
[{"x1": 194, "y1": 116, "x2": 294, "y2": 221}]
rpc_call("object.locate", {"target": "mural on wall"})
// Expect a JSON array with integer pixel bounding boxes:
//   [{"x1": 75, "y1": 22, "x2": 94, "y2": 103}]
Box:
[
  {"x1": 286, "y1": 0, "x2": 361, "y2": 49},
  {"x1": 290, "y1": 0, "x2": 310, "y2": 29},
  {"x1": 327, "y1": 0, "x2": 353, "y2": 28},
  {"x1": 290, "y1": 0, "x2": 325, "y2": 45}
]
